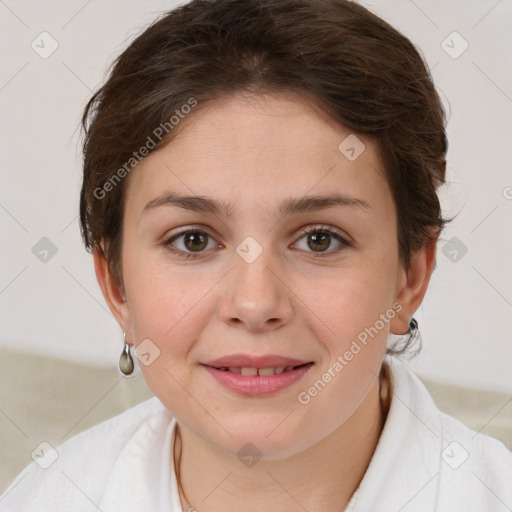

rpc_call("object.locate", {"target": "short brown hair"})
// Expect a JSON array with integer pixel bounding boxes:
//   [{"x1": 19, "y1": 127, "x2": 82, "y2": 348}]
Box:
[{"x1": 80, "y1": 0, "x2": 449, "y2": 355}]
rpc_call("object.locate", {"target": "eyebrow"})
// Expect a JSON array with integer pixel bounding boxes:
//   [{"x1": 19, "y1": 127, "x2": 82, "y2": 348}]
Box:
[{"x1": 143, "y1": 191, "x2": 370, "y2": 218}]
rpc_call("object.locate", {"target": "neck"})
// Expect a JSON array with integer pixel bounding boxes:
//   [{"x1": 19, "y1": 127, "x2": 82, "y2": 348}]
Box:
[{"x1": 174, "y1": 368, "x2": 390, "y2": 512}]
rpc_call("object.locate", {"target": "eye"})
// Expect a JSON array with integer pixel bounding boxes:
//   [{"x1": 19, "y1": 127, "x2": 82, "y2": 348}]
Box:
[
  {"x1": 163, "y1": 224, "x2": 352, "y2": 259},
  {"x1": 164, "y1": 229, "x2": 219, "y2": 259},
  {"x1": 293, "y1": 225, "x2": 352, "y2": 256}
]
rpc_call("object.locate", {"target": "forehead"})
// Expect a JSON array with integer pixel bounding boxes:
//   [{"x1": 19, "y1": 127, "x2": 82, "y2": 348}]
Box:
[{"x1": 124, "y1": 91, "x2": 391, "y2": 218}]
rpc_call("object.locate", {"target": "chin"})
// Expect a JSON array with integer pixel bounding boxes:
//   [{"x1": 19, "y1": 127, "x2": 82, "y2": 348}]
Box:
[{"x1": 205, "y1": 413, "x2": 316, "y2": 461}]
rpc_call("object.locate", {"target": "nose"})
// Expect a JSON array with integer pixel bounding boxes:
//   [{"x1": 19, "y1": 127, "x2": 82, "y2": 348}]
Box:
[{"x1": 218, "y1": 249, "x2": 294, "y2": 334}]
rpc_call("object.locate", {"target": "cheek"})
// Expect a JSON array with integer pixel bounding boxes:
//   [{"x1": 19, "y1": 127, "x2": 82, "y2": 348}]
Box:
[
  {"x1": 125, "y1": 268, "x2": 206, "y2": 344},
  {"x1": 291, "y1": 260, "x2": 398, "y2": 431},
  {"x1": 122, "y1": 244, "x2": 228, "y2": 371},
  {"x1": 121, "y1": 254, "x2": 213, "y2": 403},
  {"x1": 305, "y1": 254, "x2": 398, "y2": 350},
  {"x1": 123, "y1": 222, "x2": 399, "y2": 349}
]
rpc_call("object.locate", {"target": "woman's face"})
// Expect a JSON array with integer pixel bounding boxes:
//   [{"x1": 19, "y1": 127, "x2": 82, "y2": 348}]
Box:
[{"x1": 105, "y1": 92, "x2": 409, "y2": 458}]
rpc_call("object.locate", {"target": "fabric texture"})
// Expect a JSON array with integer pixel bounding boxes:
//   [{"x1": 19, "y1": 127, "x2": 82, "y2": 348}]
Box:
[{"x1": 1, "y1": 354, "x2": 511, "y2": 512}]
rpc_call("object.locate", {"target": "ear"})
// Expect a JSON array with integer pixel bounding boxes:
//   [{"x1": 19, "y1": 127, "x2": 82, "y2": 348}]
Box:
[
  {"x1": 93, "y1": 246, "x2": 131, "y2": 338},
  {"x1": 390, "y1": 239, "x2": 437, "y2": 335}
]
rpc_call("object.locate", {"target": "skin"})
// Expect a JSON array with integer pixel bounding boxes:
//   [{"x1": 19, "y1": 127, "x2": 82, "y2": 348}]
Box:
[{"x1": 94, "y1": 91, "x2": 436, "y2": 511}]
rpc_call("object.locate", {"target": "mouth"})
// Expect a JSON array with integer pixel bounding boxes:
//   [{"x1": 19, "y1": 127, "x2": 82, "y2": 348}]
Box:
[
  {"x1": 200, "y1": 356, "x2": 315, "y2": 397},
  {"x1": 211, "y1": 363, "x2": 313, "y2": 376}
]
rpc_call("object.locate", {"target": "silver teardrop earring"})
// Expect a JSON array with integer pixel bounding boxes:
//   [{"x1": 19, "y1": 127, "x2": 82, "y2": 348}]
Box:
[{"x1": 119, "y1": 332, "x2": 135, "y2": 377}]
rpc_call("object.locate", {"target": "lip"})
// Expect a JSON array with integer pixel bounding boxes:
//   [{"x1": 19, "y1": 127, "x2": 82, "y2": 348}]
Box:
[
  {"x1": 201, "y1": 354, "x2": 314, "y2": 397},
  {"x1": 203, "y1": 354, "x2": 311, "y2": 369}
]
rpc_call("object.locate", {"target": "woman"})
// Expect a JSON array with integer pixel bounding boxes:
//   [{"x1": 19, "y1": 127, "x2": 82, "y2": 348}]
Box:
[{"x1": 1, "y1": 0, "x2": 511, "y2": 511}]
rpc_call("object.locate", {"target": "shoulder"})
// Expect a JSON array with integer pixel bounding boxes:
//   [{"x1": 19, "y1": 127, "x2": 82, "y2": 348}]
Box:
[
  {"x1": 436, "y1": 408, "x2": 512, "y2": 511},
  {"x1": 0, "y1": 396, "x2": 170, "y2": 512},
  {"x1": 384, "y1": 355, "x2": 512, "y2": 511}
]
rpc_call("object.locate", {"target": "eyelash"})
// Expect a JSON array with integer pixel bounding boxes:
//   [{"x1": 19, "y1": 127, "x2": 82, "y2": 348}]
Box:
[{"x1": 163, "y1": 224, "x2": 353, "y2": 260}]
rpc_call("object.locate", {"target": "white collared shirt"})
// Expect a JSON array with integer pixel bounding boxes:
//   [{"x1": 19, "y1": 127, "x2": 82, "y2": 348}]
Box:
[{"x1": 1, "y1": 355, "x2": 511, "y2": 511}]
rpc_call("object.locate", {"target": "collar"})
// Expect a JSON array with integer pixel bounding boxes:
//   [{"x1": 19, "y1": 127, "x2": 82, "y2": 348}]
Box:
[
  {"x1": 97, "y1": 399, "x2": 182, "y2": 511},
  {"x1": 97, "y1": 355, "x2": 472, "y2": 512},
  {"x1": 350, "y1": 354, "x2": 443, "y2": 511}
]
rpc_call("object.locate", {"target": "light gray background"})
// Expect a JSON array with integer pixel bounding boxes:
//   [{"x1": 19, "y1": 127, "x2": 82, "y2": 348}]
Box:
[{"x1": 1, "y1": 0, "x2": 511, "y2": 392}]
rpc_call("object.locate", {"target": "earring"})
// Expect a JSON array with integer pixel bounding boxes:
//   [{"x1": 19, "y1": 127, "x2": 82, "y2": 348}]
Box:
[
  {"x1": 408, "y1": 317, "x2": 418, "y2": 334},
  {"x1": 119, "y1": 332, "x2": 135, "y2": 376},
  {"x1": 387, "y1": 317, "x2": 421, "y2": 358},
  {"x1": 390, "y1": 317, "x2": 418, "y2": 336}
]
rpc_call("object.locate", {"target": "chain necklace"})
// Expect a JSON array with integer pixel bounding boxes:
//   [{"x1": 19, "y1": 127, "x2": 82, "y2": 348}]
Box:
[{"x1": 173, "y1": 367, "x2": 391, "y2": 511}]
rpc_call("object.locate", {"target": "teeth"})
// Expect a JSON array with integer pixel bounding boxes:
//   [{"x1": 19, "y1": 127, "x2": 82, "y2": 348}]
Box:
[
  {"x1": 240, "y1": 367, "x2": 258, "y2": 376},
  {"x1": 221, "y1": 366, "x2": 299, "y2": 376},
  {"x1": 258, "y1": 367, "x2": 276, "y2": 377}
]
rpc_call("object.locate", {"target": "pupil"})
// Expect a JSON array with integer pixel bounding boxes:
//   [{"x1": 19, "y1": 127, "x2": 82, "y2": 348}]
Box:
[
  {"x1": 309, "y1": 232, "x2": 329, "y2": 252},
  {"x1": 185, "y1": 232, "x2": 207, "y2": 251}
]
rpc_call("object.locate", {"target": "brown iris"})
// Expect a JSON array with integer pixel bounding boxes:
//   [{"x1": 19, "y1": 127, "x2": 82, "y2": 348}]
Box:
[
  {"x1": 307, "y1": 232, "x2": 331, "y2": 252},
  {"x1": 183, "y1": 232, "x2": 208, "y2": 252}
]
